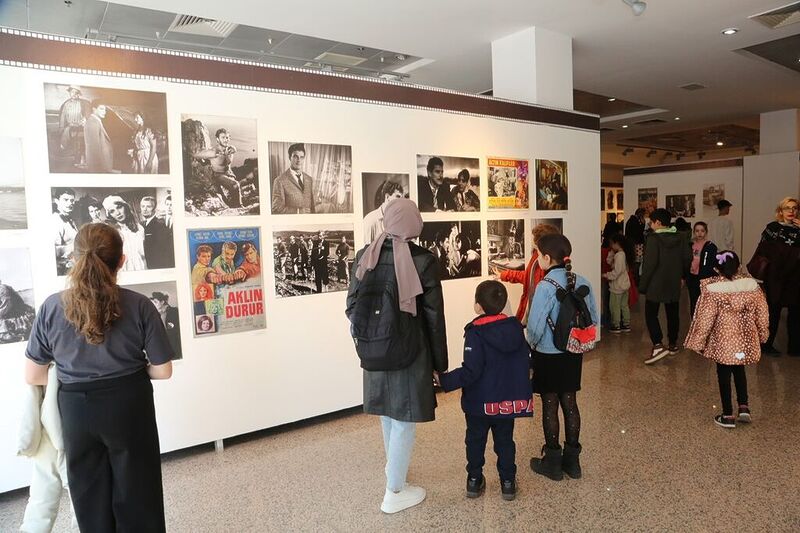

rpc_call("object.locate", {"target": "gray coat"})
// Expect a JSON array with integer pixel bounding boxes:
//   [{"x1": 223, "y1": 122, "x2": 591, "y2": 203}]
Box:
[{"x1": 346, "y1": 241, "x2": 448, "y2": 423}]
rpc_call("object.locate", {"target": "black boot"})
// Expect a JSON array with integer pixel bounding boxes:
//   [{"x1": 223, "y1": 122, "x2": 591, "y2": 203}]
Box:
[
  {"x1": 562, "y1": 442, "x2": 582, "y2": 479},
  {"x1": 530, "y1": 445, "x2": 563, "y2": 481}
]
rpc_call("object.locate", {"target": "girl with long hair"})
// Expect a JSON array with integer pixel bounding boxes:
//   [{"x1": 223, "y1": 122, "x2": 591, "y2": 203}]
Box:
[
  {"x1": 25, "y1": 223, "x2": 174, "y2": 531},
  {"x1": 130, "y1": 110, "x2": 159, "y2": 174},
  {"x1": 686, "y1": 221, "x2": 718, "y2": 317},
  {"x1": 102, "y1": 195, "x2": 147, "y2": 271},
  {"x1": 605, "y1": 233, "x2": 634, "y2": 333}
]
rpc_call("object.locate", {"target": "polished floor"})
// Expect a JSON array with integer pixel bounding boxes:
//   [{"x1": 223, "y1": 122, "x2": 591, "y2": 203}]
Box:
[{"x1": 2, "y1": 301, "x2": 799, "y2": 532}]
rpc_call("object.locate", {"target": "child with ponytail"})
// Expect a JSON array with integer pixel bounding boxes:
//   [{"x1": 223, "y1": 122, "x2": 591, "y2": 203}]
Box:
[
  {"x1": 526, "y1": 234, "x2": 599, "y2": 481},
  {"x1": 685, "y1": 251, "x2": 769, "y2": 428}
]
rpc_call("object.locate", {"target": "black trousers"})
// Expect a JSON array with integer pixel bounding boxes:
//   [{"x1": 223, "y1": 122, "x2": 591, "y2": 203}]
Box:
[
  {"x1": 766, "y1": 301, "x2": 800, "y2": 353},
  {"x1": 716, "y1": 363, "x2": 748, "y2": 417},
  {"x1": 686, "y1": 274, "x2": 701, "y2": 318},
  {"x1": 59, "y1": 370, "x2": 166, "y2": 533},
  {"x1": 465, "y1": 414, "x2": 516, "y2": 481},
  {"x1": 644, "y1": 299, "x2": 680, "y2": 346}
]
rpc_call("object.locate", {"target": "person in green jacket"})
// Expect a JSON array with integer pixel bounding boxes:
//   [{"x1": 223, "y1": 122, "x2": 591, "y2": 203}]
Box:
[{"x1": 640, "y1": 208, "x2": 691, "y2": 364}]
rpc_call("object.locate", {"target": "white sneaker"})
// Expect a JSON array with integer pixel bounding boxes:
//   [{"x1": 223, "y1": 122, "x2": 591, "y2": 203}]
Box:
[
  {"x1": 644, "y1": 345, "x2": 669, "y2": 365},
  {"x1": 380, "y1": 485, "x2": 426, "y2": 514}
]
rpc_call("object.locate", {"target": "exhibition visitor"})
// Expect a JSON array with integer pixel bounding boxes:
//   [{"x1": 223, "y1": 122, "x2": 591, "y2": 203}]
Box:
[{"x1": 686, "y1": 221, "x2": 718, "y2": 317}]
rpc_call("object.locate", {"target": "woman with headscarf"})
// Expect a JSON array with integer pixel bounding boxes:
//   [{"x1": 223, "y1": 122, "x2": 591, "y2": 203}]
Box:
[
  {"x1": 102, "y1": 195, "x2": 147, "y2": 271},
  {"x1": 345, "y1": 198, "x2": 448, "y2": 514}
]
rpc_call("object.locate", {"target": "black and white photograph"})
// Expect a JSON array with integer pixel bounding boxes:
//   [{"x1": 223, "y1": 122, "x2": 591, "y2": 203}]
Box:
[
  {"x1": 51, "y1": 186, "x2": 175, "y2": 275},
  {"x1": 703, "y1": 183, "x2": 725, "y2": 207},
  {"x1": 532, "y1": 217, "x2": 564, "y2": 236},
  {"x1": 361, "y1": 172, "x2": 410, "y2": 243},
  {"x1": 418, "y1": 220, "x2": 482, "y2": 280},
  {"x1": 0, "y1": 137, "x2": 26, "y2": 230},
  {"x1": 124, "y1": 281, "x2": 183, "y2": 360},
  {"x1": 182, "y1": 114, "x2": 259, "y2": 216},
  {"x1": 416, "y1": 154, "x2": 481, "y2": 212},
  {"x1": 606, "y1": 189, "x2": 615, "y2": 211},
  {"x1": 535, "y1": 159, "x2": 568, "y2": 211},
  {"x1": 0, "y1": 248, "x2": 35, "y2": 344},
  {"x1": 43, "y1": 83, "x2": 169, "y2": 174},
  {"x1": 269, "y1": 141, "x2": 352, "y2": 214},
  {"x1": 638, "y1": 187, "x2": 658, "y2": 214},
  {"x1": 666, "y1": 194, "x2": 697, "y2": 218},
  {"x1": 272, "y1": 224, "x2": 355, "y2": 298},
  {"x1": 488, "y1": 219, "x2": 525, "y2": 276},
  {"x1": 616, "y1": 190, "x2": 624, "y2": 211}
]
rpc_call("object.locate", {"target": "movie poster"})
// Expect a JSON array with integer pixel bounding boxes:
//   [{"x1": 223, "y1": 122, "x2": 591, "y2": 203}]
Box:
[
  {"x1": 0, "y1": 137, "x2": 26, "y2": 230},
  {"x1": 188, "y1": 227, "x2": 266, "y2": 337},
  {"x1": 488, "y1": 219, "x2": 525, "y2": 276},
  {"x1": 51, "y1": 186, "x2": 174, "y2": 275},
  {"x1": 43, "y1": 83, "x2": 169, "y2": 174},
  {"x1": 703, "y1": 184, "x2": 725, "y2": 207},
  {"x1": 535, "y1": 159, "x2": 568, "y2": 210},
  {"x1": 272, "y1": 224, "x2": 355, "y2": 298},
  {"x1": 362, "y1": 172, "x2": 410, "y2": 244},
  {"x1": 666, "y1": 194, "x2": 696, "y2": 218},
  {"x1": 416, "y1": 154, "x2": 481, "y2": 212},
  {"x1": 0, "y1": 248, "x2": 35, "y2": 344},
  {"x1": 487, "y1": 157, "x2": 528, "y2": 209},
  {"x1": 268, "y1": 141, "x2": 352, "y2": 214},
  {"x1": 182, "y1": 114, "x2": 259, "y2": 216},
  {"x1": 124, "y1": 281, "x2": 183, "y2": 360},
  {"x1": 531, "y1": 217, "x2": 564, "y2": 235},
  {"x1": 637, "y1": 187, "x2": 658, "y2": 214},
  {"x1": 418, "y1": 221, "x2": 482, "y2": 280}
]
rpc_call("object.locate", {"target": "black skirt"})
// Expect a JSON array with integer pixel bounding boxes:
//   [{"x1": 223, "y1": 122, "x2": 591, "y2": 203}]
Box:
[{"x1": 531, "y1": 350, "x2": 583, "y2": 393}]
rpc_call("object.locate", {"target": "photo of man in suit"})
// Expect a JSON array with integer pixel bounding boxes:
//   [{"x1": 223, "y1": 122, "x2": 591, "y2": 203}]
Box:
[
  {"x1": 417, "y1": 156, "x2": 455, "y2": 212},
  {"x1": 272, "y1": 143, "x2": 315, "y2": 214},
  {"x1": 84, "y1": 99, "x2": 113, "y2": 173},
  {"x1": 150, "y1": 291, "x2": 182, "y2": 360},
  {"x1": 140, "y1": 196, "x2": 173, "y2": 269}
]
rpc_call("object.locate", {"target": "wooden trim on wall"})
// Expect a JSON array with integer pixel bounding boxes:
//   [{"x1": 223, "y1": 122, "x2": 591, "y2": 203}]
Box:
[
  {"x1": 624, "y1": 158, "x2": 743, "y2": 176},
  {"x1": 0, "y1": 31, "x2": 599, "y2": 131}
]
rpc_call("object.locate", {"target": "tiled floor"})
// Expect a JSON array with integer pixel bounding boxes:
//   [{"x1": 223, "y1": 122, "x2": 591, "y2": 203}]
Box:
[{"x1": 2, "y1": 303, "x2": 799, "y2": 532}]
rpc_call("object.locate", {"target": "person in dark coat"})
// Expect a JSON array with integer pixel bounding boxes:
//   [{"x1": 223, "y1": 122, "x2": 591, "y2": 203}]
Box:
[
  {"x1": 345, "y1": 198, "x2": 448, "y2": 514},
  {"x1": 640, "y1": 208, "x2": 691, "y2": 364},
  {"x1": 312, "y1": 233, "x2": 329, "y2": 293}
]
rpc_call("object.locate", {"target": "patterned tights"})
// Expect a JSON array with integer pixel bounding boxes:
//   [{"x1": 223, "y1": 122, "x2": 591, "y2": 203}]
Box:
[{"x1": 540, "y1": 392, "x2": 580, "y2": 448}]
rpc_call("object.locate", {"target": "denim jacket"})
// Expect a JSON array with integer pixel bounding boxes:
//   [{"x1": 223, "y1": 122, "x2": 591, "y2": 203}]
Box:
[{"x1": 526, "y1": 267, "x2": 599, "y2": 354}]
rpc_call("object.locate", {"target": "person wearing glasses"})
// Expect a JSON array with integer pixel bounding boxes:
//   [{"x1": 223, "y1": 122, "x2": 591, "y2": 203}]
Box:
[{"x1": 750, "y1": 197, "x2": 800, "y2": 355}]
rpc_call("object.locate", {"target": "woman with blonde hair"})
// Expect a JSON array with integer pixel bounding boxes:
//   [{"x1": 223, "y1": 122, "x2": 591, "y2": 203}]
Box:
[
  {"x1": 25, "y1": 223, "x2": 174, "y2": 531},
  {"x1": 748, "y1": 196, "x2": 800, "y2": 355},
  {"x1": 102, "y1": 195, "x2": 147, "y2": 271}
]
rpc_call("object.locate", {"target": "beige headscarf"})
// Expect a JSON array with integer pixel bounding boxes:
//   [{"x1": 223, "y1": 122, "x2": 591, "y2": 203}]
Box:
[{"x1": 355, "y1": 198, "x2": 424, "y2": 316}]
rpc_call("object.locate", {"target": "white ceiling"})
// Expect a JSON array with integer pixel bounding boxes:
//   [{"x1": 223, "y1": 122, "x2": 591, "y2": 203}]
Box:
[{"x1": 6, "y1": 0, "x2": 800, "y2": 140}]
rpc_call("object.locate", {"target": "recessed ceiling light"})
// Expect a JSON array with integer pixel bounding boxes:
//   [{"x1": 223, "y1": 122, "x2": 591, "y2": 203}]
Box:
[
  {"x1": 674, "y1": 117, "x2": 681, "y2": 121},
  {"x1": 622, "y1": 124, "x2": 629, "y2": 128},
  {"x1": 721, "y1": 27, "x2": 739, "y2": 35},
  {"x1": 608, "y1": 97, "x2": 617, "y2": 102},
  {"x1": 716, "y1": 141, "x2": 725, "y2": 146}
]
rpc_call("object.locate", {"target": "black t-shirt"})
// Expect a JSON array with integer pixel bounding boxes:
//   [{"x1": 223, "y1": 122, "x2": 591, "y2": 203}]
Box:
[{"x1": 26, "y1": 288, "x2": 174, "y2": 383}]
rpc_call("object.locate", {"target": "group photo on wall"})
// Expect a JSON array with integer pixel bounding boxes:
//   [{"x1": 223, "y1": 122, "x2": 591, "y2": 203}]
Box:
[
  {"x1": 418, "y1": 220, "x2": 482, "y2": 280},
  {"x1": 43, "y1": 83, "x2": 169, "y2": 174},
  {"x1": 487, "y1": 157, "x2": 529, "y2": 209},
  {"x1": 181, "y1": 114, "x2": 260, "y2": 216},
  {"x1": 487, "y1": 219, "x2": 525, "y2": 275},
  {"x1": 535, "y1": 159, "x2": 568, "y2": 211},
  {"x1": 0, "y1": 247, "x2": 35, "y2": 345},
  {"x1": 0, "y1": 137, "x2": 26, "y2": 230},
  {"x1": 268, "y1": 141, "x2": 352, "y2": 214},
  {"x1": 666, "y1": 193, "x2": 696, "y2": 218},
  {"x1": 272, "y1": 225, "x2": 354, "y2": 298},
  {"x1": 361, "y1": 172, "x2": 410, "y2": 244},
  {"x1": 188, "y1": 227, "x2": 265, "y2": 337},
  {"x1": 415, "y1": 154, "x2": 481, "y2": 212},
  {"x1": 51, "y1": 186, "x2": 175, "y2": 275},
  {"x1": 124, "y1": 281, "x2": 183, "y2": 360}
]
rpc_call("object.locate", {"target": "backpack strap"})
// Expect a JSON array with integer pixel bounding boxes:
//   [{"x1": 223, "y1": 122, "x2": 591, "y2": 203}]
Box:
[{"x1": 542, "y1": 277, "x2": 563, "y2": 332}]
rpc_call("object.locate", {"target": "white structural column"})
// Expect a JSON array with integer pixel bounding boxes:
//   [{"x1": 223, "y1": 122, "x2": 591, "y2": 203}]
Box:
[
  {"x1": 741, "y1": 109, "x2": 800, "y2": 260},
  {"x1": 491, "y1": 27, "x2": 573, "y2": 110}
]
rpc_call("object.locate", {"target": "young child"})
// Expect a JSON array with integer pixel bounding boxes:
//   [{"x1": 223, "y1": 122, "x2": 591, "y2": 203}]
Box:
[
  {"x1": 604, "y1": 233, "x2": 633, "y2": 333},
  {"x1": 436, "y1": 280, "x2": 532, "y2": 500},
  {"x1": 527, "y1": 234, "x2": 598, "y2": 481},
  {"x1": 685, "y1": 251, "x2": 769, "y2": 428}
]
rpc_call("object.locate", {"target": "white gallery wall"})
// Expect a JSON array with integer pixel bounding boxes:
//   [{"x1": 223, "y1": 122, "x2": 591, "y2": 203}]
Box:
[{"x1": 0, "y1": 63, "x2": 600, "y2": 492}]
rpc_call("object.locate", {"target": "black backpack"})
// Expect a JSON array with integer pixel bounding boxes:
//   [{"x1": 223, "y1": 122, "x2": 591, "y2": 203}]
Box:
[
  {"x1": 350, "y1": 268, "x2": 420, "y2": 371},
  {"x1": 541, "y1": 277, "x2": 597, "y2": 354}
]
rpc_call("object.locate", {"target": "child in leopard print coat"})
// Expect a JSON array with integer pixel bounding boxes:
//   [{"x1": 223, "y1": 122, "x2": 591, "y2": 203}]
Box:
[{"x1": 685, "y1": 250, "x2": 769, "y2": 429}]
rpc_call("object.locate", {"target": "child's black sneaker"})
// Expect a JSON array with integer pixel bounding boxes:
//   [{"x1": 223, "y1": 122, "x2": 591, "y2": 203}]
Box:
[
  {"x1": 466, "y1": 475, "x2": 485, "y2": 498},
  {"x1": 737, "y1": 405, "x2": 752, "y2": 423},
  {"x1": 644, "y1": 344, "x2": 668, "y2": 365},
  {"x1": 500, "y1": 478, "x2": 516, "y2": 501},
  {"x1": 620, "y1": 324, "x2": 631, "y2": 332},
  {"x1": 609, "y1": 325, "x2": 622, "y2": 334},
  {"x1": 714, "y1": 414, "x2": 735, "y2": 429},
  {"x1": 667, "y1": 344, "x2": 680, "y2": 355}
]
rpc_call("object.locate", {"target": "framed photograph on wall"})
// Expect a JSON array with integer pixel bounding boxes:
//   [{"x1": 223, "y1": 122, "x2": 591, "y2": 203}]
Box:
[
  {"x1": 600, "y1": 188, "x2": 606, "y2": 211},
  {"x1": 606, "y1": 189, "x2": 615, "y2": 211},
  {"x1": 416, "y1": 154, "x2": 480, "y2": 212},
  {"x1": 666, "y1": 194, "x2": 696, "y2": 218},
  {"x1": 362, "y1": 172, "x2": 409, "y2": 244},
  {"x1": 272, "y1": 224, "x2": 355, "y2": 298},
  {"x1": 43, "y1": 83, "x2": 169, "y2": 174},
  {"x1": 268, "y1": 141, "x2": 352, "y2": 214},
  {"x1": 637, "y1": 187, "x2": 658, "y2": 214},
  {"x1": 616, "y1": 190, "x2": 624, "y2": 210},
  {"x1": 418, "y1": 220, "x2": 482, "y2": 280},
  {"x1": 703, "y1": 183, "x2": 725, "y2": 207},
  {"x1": 535, "y1": 159, "x2": 568, "y2": 210},
  {"x1": 124, "y1": 281, "x2": 183, "y2": 360},
  {"x1": 51, "y1": 186, "x2": 174, "y2": 275},
  {"x1": 187, "y1": 227, "x2": 265, "y2": 337},
  {"x1": 0, "y1": 247, "x2": 35, "y2": 344},
  {"x1": 181, "y1": 114, "x2": 259, "y2": 216},
  {"x1": 0, "y1": 137, "x2": 26, "y2": 230},
  {"x1": 487, "y1": 219, "x2": 525, "y2": 275},
  {"x1": 532, "y1": 217, "x2": 564, "y2": 235},
  {"x1": 487, "y1": 157, "x2": 529, "y2": 209}
]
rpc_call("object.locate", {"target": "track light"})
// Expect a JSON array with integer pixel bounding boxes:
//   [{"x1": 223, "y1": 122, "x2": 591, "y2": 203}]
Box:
[
  {"x1": 697, "y1": 151, "x2": 706, "y2": 160},
  {"x1": 676, "y1": 153, "x2": 685, "y2": 161},
  {"x1": 646, "y1": 150, "x2": 657, "y2": 158},
  {"x1": 622, "y1": 147, "x2": 634, "y2": 156},
  {"x1": 622, "y1": 0, "x2": 647, "y2": 16}
]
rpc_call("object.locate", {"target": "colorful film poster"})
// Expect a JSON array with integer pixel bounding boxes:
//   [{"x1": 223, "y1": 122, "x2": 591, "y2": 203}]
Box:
[{"x1": 487, "y1": 157, "x2": 529, "y2": 209}]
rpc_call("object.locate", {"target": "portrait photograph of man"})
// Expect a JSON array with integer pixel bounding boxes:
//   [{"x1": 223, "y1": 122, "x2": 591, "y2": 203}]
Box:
[
  {"x1": 124, "y1": 281, "x2": 183, "y2": 360},
  {"x1": 415, "y1": 154, "x2": 480, "y2": 213},
  {"x1": 361, "y1": 172, "x2": 409, "y2": 244}
]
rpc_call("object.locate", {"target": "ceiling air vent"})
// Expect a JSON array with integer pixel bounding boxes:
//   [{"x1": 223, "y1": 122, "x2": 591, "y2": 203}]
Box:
[
  {"x1": 750, "y1": 2, "x2": 800, "y2": 29},
  {"x1": 680, "y1": 83, "x2": 707, "y2": 91},
  {"x1": 168, "y1": 15, "x2": 238, "y2": 38},
  {"x1": 315, "y1": 52, "x2": 366, "y2": 67},
  {"x1": 635, "y1": 119, "x2": 668, "y2": 125}
]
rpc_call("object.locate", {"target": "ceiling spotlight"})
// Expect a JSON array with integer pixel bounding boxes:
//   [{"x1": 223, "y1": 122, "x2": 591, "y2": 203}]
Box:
[
  {"x1": 395, "y1": 54, "x2": 406, "y2": 61},
  {"x1": 646, "y1": 149, "x2": 657, "y2": 157},
  {"x1": 676, "y1": 153, "x2": 685, "y2": 161},
  {"x1": 267, "y1": 37, "x2": 273, "y2": 45},
  {"x1": 622, "y1": 124, "x2": 629, "y2": 129},
  {"x1": 380, "y1": 56, "x2": 385, "y2": 63},
  {"x1": 674, "y1": 117, "x2": 681, "y2": 121},
  {"x1": 622, "y1": 147, "x2": 634, "y2": 156},
  {"x1": 608, "y1": 97, "x2": 617, "y2": 102},
  {"x1": 622, "y1": 0, "x2": 647, "y2": 16},
  {"x1": 721, "y1": 28, "x2": 739, "y2": 36},
  {"x1": 716, "y1": 141, "x2": 725, "y2": 146},
  {"x1": 698, "y1": 151, "x2": 706, "y2": 159}
]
